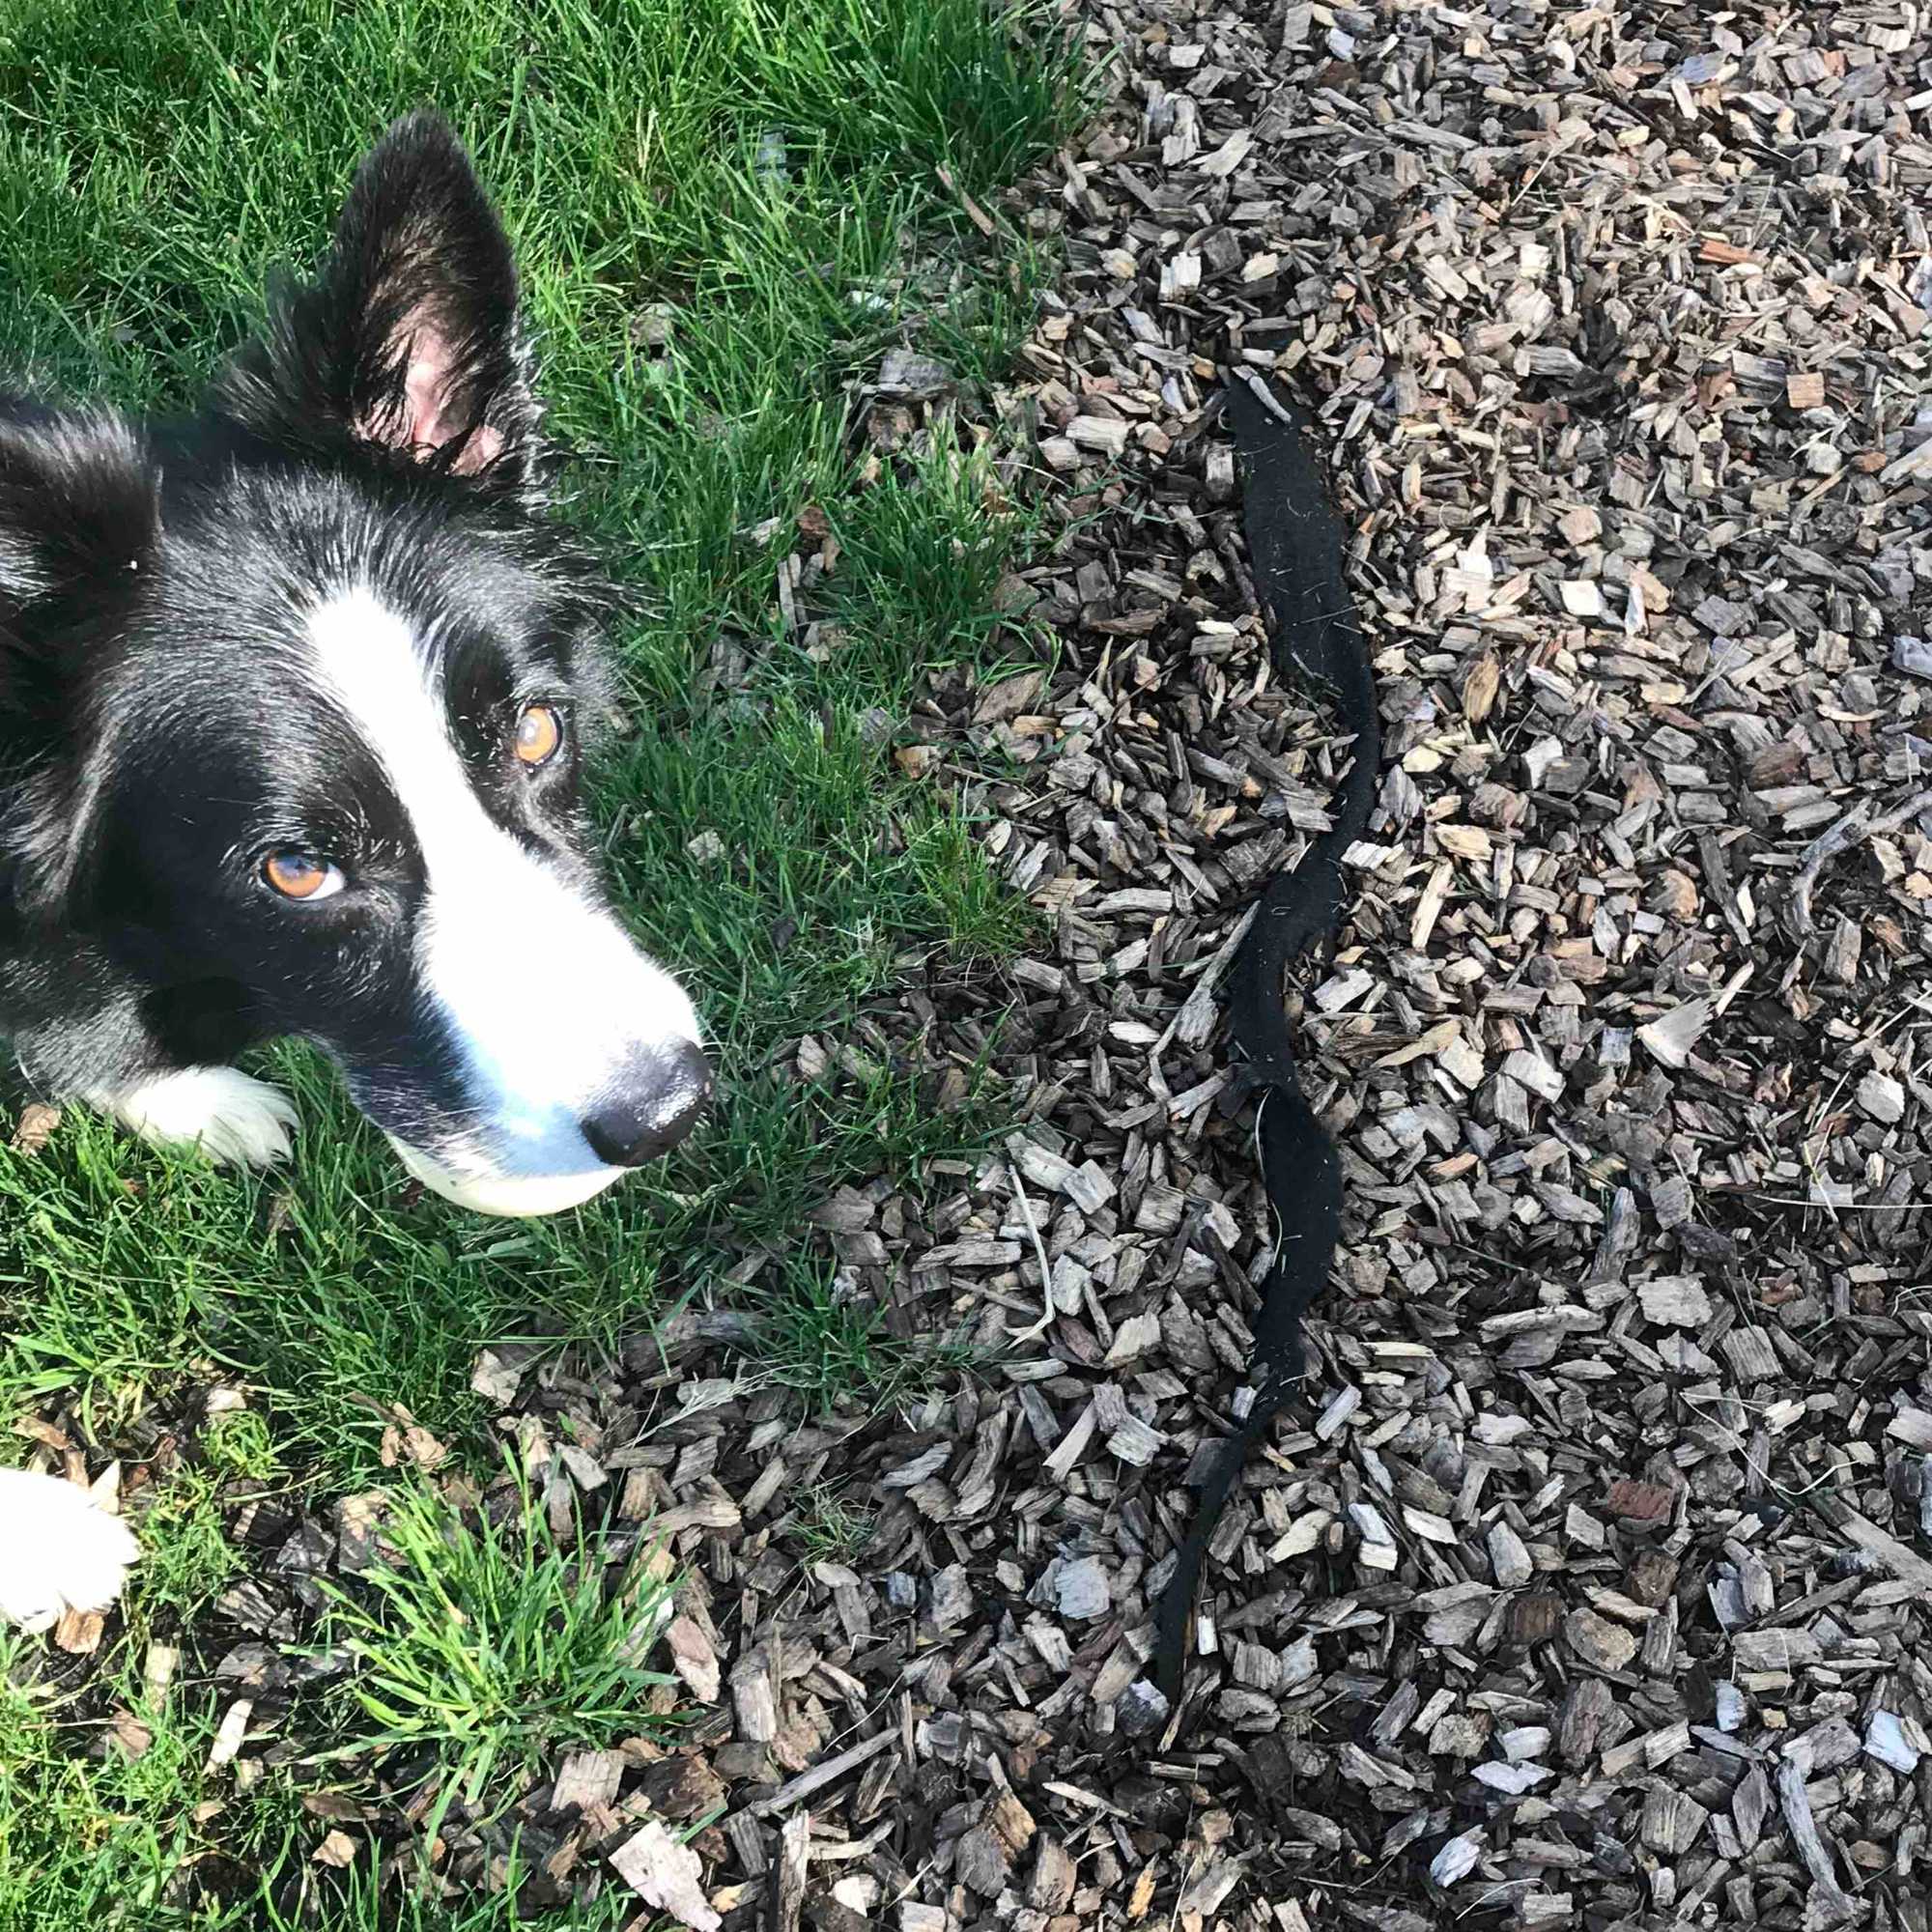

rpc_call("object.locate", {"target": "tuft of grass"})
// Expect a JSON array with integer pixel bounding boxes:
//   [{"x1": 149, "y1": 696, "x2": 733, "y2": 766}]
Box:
[
  {"x1": 754, "y1": 1252, "x2": 980, "y2": 1412},
  {"x1": 788, "y1": 1484, "x2": 878, "y2": 1564},
  {"x1": 134, "y1": 1468, "x2": 251, "y2": 1621},
  {"x1": 314, "y1": 1472, "x2": 678, "y2": 1841},
  {"x1": 0, "y1": 1607, "x2": 642, "y2": 1929}
]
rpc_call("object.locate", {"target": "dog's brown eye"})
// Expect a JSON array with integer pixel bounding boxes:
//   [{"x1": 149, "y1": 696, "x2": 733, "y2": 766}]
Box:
[
  {"x1": 262, "y1": 850, "x2": 343, "y2": 902},
  {"x1": 515, "y1": 703, "x2": 562, "y2": 769}
]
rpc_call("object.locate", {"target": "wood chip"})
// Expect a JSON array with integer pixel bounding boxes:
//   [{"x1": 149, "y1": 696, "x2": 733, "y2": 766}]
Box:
[{"x1": 610, "y1": 1820, "x2": 722, "y2": 1932}]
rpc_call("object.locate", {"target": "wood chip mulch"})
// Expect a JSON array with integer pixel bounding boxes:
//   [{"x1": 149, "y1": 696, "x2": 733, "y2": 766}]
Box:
[
  {"x1": 680, "y1": 3, "x2": 1932, "y2": 1925},
  {"x1": 19, "y1": 2, "x2": 1932, "y2": 1927}
]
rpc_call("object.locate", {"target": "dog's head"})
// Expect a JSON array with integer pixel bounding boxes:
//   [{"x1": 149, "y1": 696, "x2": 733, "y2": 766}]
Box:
[{"x1": 0, "y1": 113, "x2": 710, "y2": 1215}]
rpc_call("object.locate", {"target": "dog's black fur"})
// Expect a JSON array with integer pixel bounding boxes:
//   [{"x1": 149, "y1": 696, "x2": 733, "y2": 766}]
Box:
[{"x1": 0, "y1": 112, "x2": 707, "y2": 1208}]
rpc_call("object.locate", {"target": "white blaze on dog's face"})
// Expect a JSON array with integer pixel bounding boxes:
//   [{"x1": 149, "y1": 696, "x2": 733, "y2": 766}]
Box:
[{"x1": 299, "y1": 587, "x2": 706, "y2": 1215}]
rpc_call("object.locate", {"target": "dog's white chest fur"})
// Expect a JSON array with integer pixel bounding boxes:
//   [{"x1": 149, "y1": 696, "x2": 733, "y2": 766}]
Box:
[{"x1": 0, "y1": 1467, "x2": 140, "y2": 1630}]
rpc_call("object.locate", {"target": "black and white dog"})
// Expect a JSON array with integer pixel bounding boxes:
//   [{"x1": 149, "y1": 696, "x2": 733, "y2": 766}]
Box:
[{"x1": 0, "y1": 114, "x2": 710, "y2": 1626}]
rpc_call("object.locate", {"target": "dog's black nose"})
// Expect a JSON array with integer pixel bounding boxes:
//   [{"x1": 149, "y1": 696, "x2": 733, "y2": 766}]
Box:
[{"x1": 581, "y1": 1041, "x2": 714, "y2": 1167}]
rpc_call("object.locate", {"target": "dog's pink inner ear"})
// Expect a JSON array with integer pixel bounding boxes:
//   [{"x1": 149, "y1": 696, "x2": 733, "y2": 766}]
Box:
[
  {"x1": 401, "y1": 343, "x2": 503, "y2": 473},
  {"x1": 359, "y1": 318, "x2": 503, "y2": 474}
]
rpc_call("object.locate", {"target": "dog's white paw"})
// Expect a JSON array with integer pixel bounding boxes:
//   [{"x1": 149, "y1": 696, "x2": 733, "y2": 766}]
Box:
[
  {"x1": 88, "y1": 1065, "x2": 298, "y2": 1167},
  {"x1": 0, "y1": 1467, "x2": 139, "y2": 1631}
]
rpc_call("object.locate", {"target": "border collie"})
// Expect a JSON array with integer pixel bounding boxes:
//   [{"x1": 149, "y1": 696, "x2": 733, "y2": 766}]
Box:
[{"x1": 0, "y1": 114, "x2": 711, "y2": 1627}]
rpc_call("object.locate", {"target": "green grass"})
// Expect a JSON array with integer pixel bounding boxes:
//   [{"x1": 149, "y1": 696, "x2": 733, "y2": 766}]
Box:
[
  {"x1": 786, "y1": 1483, "x2": 878, "y2": 1564},
  {"x1": 131, "y1": 1415, "x2": 279, "y2": 1621},
  {"x1": 0, "y1": 1642, "x2": 238, "y2": 1926},
  {"x1": 0, "y1": 1477, "x2": 669, "y2": 1930},
  {"x1": 0, "y1": 0, "x2": 1076, "y2": 1921},
  {"x1": 313, "y1": 1471, "x2": 679, "y2": 1844}
]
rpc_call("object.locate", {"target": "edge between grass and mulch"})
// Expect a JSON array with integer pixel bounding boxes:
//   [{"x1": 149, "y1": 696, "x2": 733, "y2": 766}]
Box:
[{"x1": 0, "y1": 0, "x2": 1090, "y2": 1923}]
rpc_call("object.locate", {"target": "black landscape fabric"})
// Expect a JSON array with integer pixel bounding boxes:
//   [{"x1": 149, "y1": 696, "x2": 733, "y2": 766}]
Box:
[{"x1": 1153, "y1": 375, "x2": 1383, "y2": 1713}]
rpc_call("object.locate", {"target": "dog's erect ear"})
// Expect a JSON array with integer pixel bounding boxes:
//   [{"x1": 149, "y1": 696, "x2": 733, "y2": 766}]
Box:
[
  {"x1": 214, "y1": 111, "x2": 542, "y2": 491},
  {"x1": 0, "y1": 407, "x2": 157, "y2": 684}
]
